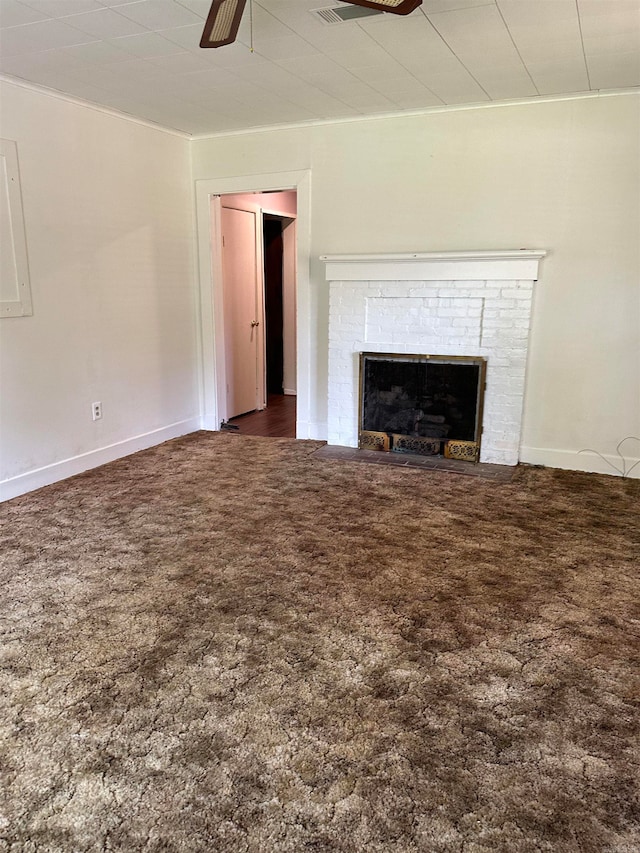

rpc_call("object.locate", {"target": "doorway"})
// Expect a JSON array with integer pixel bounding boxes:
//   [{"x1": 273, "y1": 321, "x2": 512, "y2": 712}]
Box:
[
  {"x1": 195, "y1": 169, "x2": 311, "y2": 439},
  {"x1": 220, "y1": 191, "x2": 297, "y2": 437}
]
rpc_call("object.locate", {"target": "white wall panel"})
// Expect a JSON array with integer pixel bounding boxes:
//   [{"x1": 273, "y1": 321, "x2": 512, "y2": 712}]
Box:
[
  {"x1": 0, "y1": 79, "x2": 197, "y2": 496},
  {"x1": 192, "y1": 93, "x2": 640, "y2": 476}
]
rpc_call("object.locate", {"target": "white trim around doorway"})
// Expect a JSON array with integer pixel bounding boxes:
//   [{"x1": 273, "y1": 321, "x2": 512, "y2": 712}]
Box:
[{"x1": 195, "y1": 170, "x2": 312, "y2": 438}]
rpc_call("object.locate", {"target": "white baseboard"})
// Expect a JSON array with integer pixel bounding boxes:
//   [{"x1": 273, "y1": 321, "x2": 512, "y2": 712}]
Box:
[
  {"x1": 520, "y1": 445, "x2": 640, "y2": 479},
  {"x1": 283, "y1": 388, "x2": 296, "y2": 396},
  {"x1": 1, "y1": 417, "x2": 202, "y2": 502}
]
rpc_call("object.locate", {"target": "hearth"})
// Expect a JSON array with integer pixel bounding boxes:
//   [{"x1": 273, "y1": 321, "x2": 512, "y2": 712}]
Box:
[{"x1": 359, "y1": 353, "x2": 486, "y2": 462}]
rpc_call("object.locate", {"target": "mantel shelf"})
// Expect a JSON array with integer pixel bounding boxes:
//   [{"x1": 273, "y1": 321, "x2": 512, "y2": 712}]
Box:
[
  {"x1": 320, "y1": 250, "x2": 547, "y2": 262},
  {"x1": 321, "y1": 250, "x2": 548, "y2": 283}
]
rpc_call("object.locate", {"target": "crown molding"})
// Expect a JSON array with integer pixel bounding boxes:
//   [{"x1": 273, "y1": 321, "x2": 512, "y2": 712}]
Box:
[
  {"x1": 1, "y1": 72, "x2": 636, "y2": 143},
  {"x1": 191, "y1": 88, "x2": 639, "y2": 141},
  {"x1": 0, "y1": 74, "x2": 192, "y2": 140}
]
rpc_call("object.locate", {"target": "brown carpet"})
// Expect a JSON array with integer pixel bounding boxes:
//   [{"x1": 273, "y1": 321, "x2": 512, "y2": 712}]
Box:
[{"x1": 1, "y1": 432, "x2": 638, "y2": 853}]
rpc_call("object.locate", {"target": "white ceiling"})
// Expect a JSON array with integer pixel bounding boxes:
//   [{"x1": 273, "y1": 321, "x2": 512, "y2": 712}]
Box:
[{"x1": 1, "y1": 0, "x2": 639, "y2": 136}]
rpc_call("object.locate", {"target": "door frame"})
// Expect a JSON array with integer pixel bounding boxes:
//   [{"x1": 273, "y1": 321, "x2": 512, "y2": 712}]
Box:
[{"x1": 195, "y1": 171, "x2": 311, "y2": 435}]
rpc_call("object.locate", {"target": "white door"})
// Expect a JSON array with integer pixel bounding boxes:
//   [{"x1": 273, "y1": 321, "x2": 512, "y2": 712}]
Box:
[{"x1": 221, "y1": 204, "x2": 264, "y2": 418}]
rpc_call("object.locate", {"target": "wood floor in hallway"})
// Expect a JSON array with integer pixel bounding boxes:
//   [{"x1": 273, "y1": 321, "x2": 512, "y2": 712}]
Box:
[{"x1": 228, "y1": 394, "x2": 296, "y2": 438}]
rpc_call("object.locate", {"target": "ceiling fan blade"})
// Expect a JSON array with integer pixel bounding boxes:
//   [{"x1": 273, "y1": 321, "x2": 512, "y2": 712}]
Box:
[
  {"x1": 342, "y1": 0, "x2": 422, "y2": 14},
  {"x1": 200, "y1": 0, "x2": 247, "y2": 48}
]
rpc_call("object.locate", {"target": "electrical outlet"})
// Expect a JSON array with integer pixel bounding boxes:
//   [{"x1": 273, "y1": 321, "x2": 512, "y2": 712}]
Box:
[{"x1": 92, "y1": 401, "x2": 102, "y2": 421}]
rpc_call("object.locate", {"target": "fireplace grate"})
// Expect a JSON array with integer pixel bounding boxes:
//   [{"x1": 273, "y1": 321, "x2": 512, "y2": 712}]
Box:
[{"x1": 392, "y1": 434, "x2": 441, "y2": 455}]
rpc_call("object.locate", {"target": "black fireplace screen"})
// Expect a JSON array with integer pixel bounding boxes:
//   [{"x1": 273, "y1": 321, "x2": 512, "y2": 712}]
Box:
[{"x1": 359, "y1": 353, "x2": 486, "y2": 458}]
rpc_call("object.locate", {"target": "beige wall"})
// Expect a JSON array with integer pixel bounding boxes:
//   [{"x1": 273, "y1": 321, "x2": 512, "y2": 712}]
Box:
[
  {"x1": 1, "y1": 85, "x2": 636, "y2": 493},
  {"x1": 0, "y1": 80, "x2": 198, "y2": 498},
  {"x1": 192, "y1": 94, "x2": 640, "y2": 475}
]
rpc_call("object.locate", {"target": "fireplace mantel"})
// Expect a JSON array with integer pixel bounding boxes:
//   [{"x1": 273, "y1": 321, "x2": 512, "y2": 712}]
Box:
[
  {"x1": 322, "y1": 249, "x2": 548, "y2": 466},
  {"x1": 321, "y1": 250, "x2": 547, "y2": 282}
]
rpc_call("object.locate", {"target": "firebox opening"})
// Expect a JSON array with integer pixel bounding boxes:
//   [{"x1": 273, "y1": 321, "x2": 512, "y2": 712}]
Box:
[{"x1": 359, "y1": 353, "x2": 486, "y2": 461}]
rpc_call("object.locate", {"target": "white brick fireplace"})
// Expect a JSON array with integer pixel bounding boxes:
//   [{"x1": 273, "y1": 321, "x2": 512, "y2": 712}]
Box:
[{"x1": 322, "y1": 250, "x2": 546, "y2": 466}]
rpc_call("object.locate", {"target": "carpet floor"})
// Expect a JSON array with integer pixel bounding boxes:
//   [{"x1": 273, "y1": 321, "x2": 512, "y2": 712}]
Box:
[{"x1": 1, "y1": 432, "x2": 638, "y2": 853}]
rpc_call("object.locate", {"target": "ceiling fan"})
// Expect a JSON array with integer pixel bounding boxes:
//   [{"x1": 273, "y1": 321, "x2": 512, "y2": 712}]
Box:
[{"x1": 200, "y1": 0, "x2": 422, "y2": 49}]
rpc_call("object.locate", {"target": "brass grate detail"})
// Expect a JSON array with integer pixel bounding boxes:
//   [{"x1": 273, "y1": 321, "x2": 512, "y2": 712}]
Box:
[
  {"x1": 359, "y1": 430, "x2": 390, "y2": 451},
  {"x1": 445, "y1": 440, "x2": 479, "y2": 462},
  {"x1": 392, "y1": 434, "x2": 441, "y2": 456}
]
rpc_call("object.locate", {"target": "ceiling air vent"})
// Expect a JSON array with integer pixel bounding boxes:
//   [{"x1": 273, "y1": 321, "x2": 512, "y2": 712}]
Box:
[{"x1": 311, "y1": 5, "x2": 384, "y2": 24}]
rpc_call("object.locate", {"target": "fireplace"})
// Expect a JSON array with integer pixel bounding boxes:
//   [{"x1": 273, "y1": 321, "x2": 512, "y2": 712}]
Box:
[
  {"x1": 359, "y1": 353, "x2": 486, "y2": 461},
  {"x1": 322, "y1": 251, "x2": 546, "y2": 466}
]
